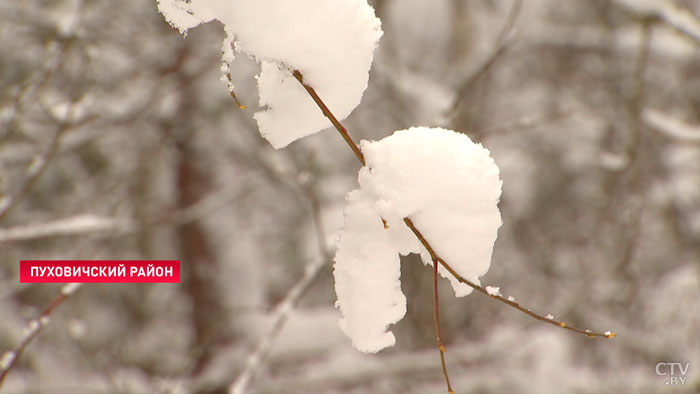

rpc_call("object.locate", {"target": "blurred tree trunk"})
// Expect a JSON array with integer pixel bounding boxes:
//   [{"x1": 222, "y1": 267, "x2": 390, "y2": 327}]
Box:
[{"x1": 168, "y1": 44, "x2": 227, "y2": 393}]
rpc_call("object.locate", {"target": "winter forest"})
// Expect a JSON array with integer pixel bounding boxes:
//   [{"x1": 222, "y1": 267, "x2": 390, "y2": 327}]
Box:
[{"x1": 1, "y1": 0, "x2": 699, "y2": 393}]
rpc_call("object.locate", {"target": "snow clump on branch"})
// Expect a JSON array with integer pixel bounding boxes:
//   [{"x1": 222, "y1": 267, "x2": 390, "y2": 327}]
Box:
[
  {"x1": 156, "y1": 0, "x2": 382, "y2": 148},
  {"x1": 334, "y1": 127, "x2": 502, "y2": 352}
]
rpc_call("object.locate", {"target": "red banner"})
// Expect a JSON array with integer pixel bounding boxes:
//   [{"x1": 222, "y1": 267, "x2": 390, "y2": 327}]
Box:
[{"x1": 20, "y1": 260, "x2": 180, "y2": 283}]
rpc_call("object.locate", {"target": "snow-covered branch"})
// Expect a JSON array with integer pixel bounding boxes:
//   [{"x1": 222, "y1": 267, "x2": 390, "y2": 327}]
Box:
[
  {"x1": 293, "y1": 68, "x2": 615, "y2": 341},
  {"x1": 0, "y1": 214, "x2": 134, "y2": 243},
  {"x1": 0, "y1": 284, "x2": 82, "y2": 388},
  {"x1": 0, "y1": 125, "x2": 66, "y2": 222},
  {"x1": 644, "y1": 109, "x2": 700, "y2": 142},
  {"x1": 228, "y1": 153, "x2": 333, "y2": 394},
  {"x1": 612, "y1": 0, "x2": 700, "y2": 42}
]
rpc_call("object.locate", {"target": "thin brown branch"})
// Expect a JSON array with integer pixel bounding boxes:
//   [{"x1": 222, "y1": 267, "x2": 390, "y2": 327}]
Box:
[
  {"x1": 448, "y1": 0, "x2": 522, "y2": 114},
  {"x1": 229, "y1": 156, "x2": 331, "y2": 394},
  {"x1": 226, "y1": 72, "x2": 247, "y2": 109},
  {"x1": 291, "y1": 70, "x2": 366, "y2": 165},
  {"x1": 229, "y1": 257, "x2": 327, "y2": 394},
  {"x1": 433, "y1": 257, "x2": 454, "y2": 394},
  {"x1": 293, "y1": 68, "x2": 616, "y2": 339},
  {"x1": 0, "y1": 284, "x2": 81, "y2": 388},
  {"x1": 0, "y1": 123, "x2": 67, "y2": 222},
  {"x1": 404, "y1": 218, "x2": 615, "y2": 338}
]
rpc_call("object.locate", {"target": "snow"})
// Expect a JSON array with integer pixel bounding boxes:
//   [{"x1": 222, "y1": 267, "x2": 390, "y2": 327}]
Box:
[
  {"x1": 358, "y1": 127, "x2": 503, "y2": 295},
  {"x1": 157, "y1": 0, "x2": 382, "y2": 149},
  {"x1": 61, "y1": 283, "x2": 81, "y2": 296},
  {"x1": 156, "y1": 0, "x2": 213, "y2": 34},
  {"x1": 334, "y1": 127, "x2": 502, "y2": 352},
  {"x1": 0, "y1": 351, "x2": 15, "y2": 370},
  {"x1": 486, "y1": 286, "x2": 501, "y2": 296},
  {"x1": 333, "y1": 190, "x2": 407, "y2": 353}
]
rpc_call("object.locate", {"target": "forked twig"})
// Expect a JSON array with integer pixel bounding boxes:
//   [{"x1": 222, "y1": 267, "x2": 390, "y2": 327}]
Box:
[
  {"x1": 293, "y1": 68, "x2": 614, "y2": 394},
  {"x1": 404, "y1": 218, "x2": 615, "y2": 339},
  {"x1": 292, "y1": 69, "x2": 616, "y2": 340}
]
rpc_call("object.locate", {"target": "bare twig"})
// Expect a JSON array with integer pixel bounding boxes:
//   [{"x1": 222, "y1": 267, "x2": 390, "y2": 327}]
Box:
[
  {"x1": 0, "y1": 214, "x2": 134, "y2": 243},
  {"x1": 0, "y1": 124, "x2": 67, "y2": 222},
  {"x1": 0, "y1": 284, "x2": 82, "y2": 388},
  {"x1": 292, "y1": 68, "x2": 616, "y2": 339},
  {"x1": 477, "y1": 108, "x2": 576, "y2": 136},
  {"x1": 404, "y1": 218, "x2": 615, "y2": 338},
  {"x1": 229, "y1": 157, "x2": 332, "y2": 394},
  {"x1": 448, "y1": 0, "x2": 522, "y2": 114},
  {"x1": 615, "y1": 21, "x2": 653, "y2": 279},
  {"x1": 225, "y1": 72, "x2": 247, "y2": 110},
  {"x1": 433, "y1": 257, "x2": 454, "y2": 394}
]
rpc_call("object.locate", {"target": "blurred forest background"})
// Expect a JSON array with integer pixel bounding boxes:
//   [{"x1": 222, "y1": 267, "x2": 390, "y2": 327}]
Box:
[{"x1": 1, "y1": 0, "x2": 699, "y2": 393}]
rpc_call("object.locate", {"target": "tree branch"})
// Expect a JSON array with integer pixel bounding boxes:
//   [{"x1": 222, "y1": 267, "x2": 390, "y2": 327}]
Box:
[
  {"x1": 611, "y1": 0, "x2": 700, "y2": 43},
  {"x1": 433, "y1": 255, "x2": 454, "y2": 394},
  {"x1": 0, "y1": 284, "x2": 82, "y2": 388},
  {"x1": 292, "y1": 70, "x2": 366, "y2": 165},
  {"x1": 229, "y1": 153, "x2": 332, "y2": 394},
  {"x1": 0, "y1": 124, "x2": 67, "y2": 222},
  {"x1": 292, "y1": 68, "x2": 616, "y2": 339}
]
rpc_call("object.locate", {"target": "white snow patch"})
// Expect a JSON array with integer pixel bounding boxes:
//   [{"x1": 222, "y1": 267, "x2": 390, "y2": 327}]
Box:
[
  {"x1": 61, "y1": 283, "x2": 81, "y2": 295},
  {"x1": 157, "y1": 0, "x2": 382, "y2": 148},
  {"x1": 334, "y1": 127, "x2": 502, "y2": 352},
  {"x1": 599, "y1": 152, "x2": 628, "y2": 171},
  {"x1": 0, "y1": 351, "x2": 15, "y2": 370},
  {"x1": 68, "y1": 319, "x2": 87, "y2": 339},
  {"x1": 333, "y1": 190, "x2": 407, "y2": 353},
  {"x1": 24, "y1": 319, "x2": 40, "y2": 338},
  {"x1": 486, "y1": 286, "x2": 501, "y2": 296}
]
